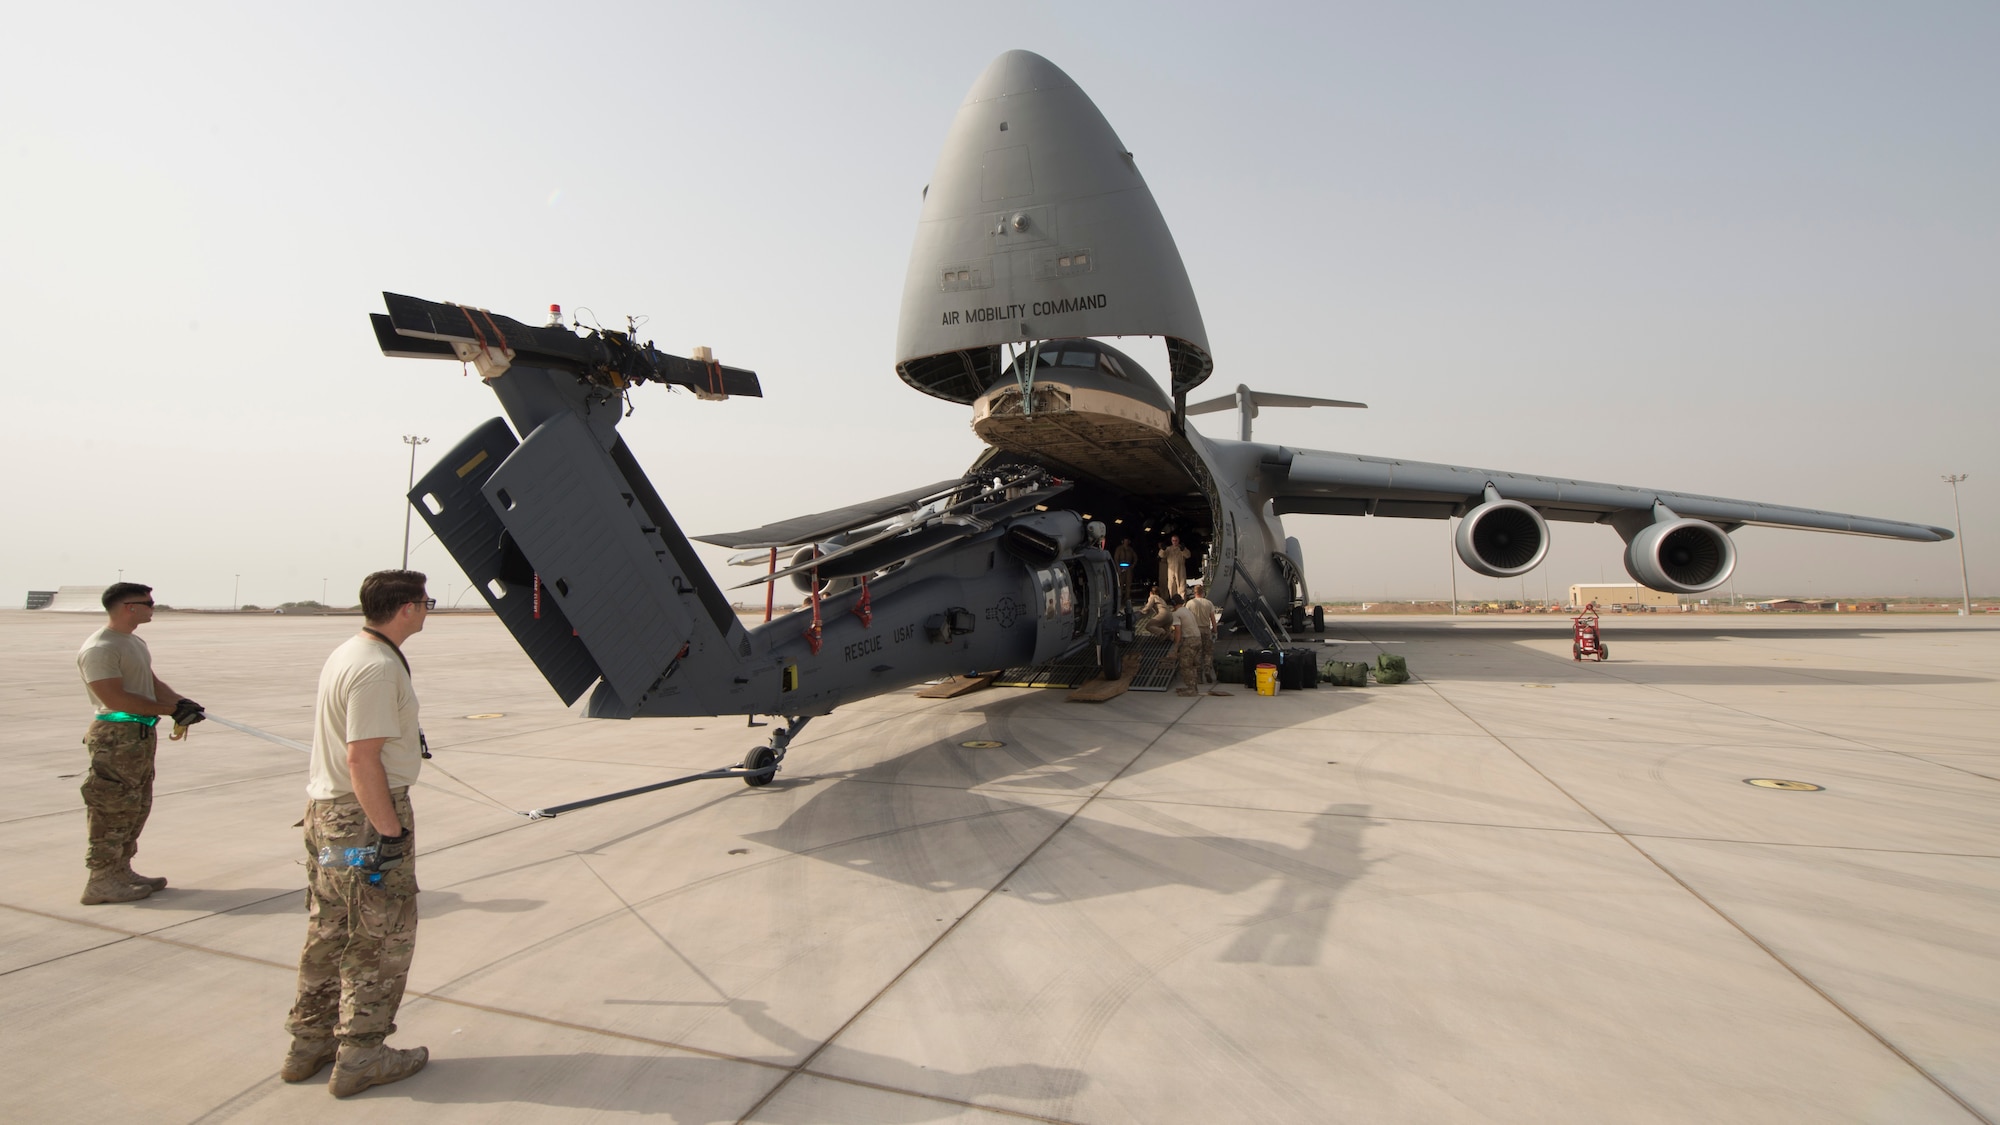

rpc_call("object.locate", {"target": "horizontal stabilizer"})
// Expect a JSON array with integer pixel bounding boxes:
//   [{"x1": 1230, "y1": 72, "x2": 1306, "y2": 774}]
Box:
[
  {"x1": 1185, "y1": 388, "x2": 1367, "y2": 414},
  {"x1": 371, "y1": 314, "x2": 457, "y2": 359},
  {"x1": 378, "y1": 292, "x2": 762, "y2": 399}
]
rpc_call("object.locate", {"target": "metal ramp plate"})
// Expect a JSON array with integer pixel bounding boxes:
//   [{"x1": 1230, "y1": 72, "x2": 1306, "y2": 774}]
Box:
[
  {"x1": 992, "y1": 648, "x2": 1099, "y2": 689},
  {"x1": 1126, "y1": 638, "x2": 1179, "y2": 691}
]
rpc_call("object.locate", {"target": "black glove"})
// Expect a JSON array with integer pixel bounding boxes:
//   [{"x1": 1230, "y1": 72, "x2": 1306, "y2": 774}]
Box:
[
  {"x1": 172, "y1": 698, "x2": 206, "y2": 726},
  {"x1": 375, "y1": 829, "x2": 410, "y2": 873}
]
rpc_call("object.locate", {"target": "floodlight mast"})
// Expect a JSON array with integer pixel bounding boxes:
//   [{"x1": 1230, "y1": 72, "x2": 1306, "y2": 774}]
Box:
[
  {"x1": 402, "y1": 435, "x2": 430, "y2": 569},
  {"x1": 1944, "y1": 474, "x2": 1970, "y2": 617}
]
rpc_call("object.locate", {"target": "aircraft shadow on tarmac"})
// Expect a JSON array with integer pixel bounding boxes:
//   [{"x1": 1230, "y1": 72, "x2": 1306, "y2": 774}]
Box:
[
  {"x1": 507, "y1": 997, "x2": 1092, "y2": 1119},
  {"x1": 399, "y1": 1044, "x2": 1085, "y2": 1122},
  {"x1": 743, "y1": 717, "x2": 1380, "y2": 970}
]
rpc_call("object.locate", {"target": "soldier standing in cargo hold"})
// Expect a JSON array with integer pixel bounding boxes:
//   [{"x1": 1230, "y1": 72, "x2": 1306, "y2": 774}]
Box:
[
  {"x1": 1158, "y1": 535, "x2": 1191, "y2": 598},
  {"x1": 282, "y1": 570, "x2": 432, "y2": 1097},
  {"x1": 1112, "y1": 538, "x2": 1138, "y2": 604},
  {"x1": 75, "y1": 582, "x2": 205, "y2": 905}
]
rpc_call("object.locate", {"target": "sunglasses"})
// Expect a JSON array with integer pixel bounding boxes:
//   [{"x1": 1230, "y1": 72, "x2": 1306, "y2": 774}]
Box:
[
  {"x1": 411, "y1": 597, "x2": 437, "y2": 610},
  {"x1": 122, "y1": 600, "x2": 155, "y2": 608}
]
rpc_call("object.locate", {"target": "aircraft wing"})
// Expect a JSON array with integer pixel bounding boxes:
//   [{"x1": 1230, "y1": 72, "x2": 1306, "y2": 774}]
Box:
[{"x1": 1266, "y1": 446, "x2": 1953, "y2": 541}]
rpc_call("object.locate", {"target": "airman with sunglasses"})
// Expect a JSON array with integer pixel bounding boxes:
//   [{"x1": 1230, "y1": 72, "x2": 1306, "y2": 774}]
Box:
[{"x1": 75, "y1": 581, "x2": 206, "y2": 905}]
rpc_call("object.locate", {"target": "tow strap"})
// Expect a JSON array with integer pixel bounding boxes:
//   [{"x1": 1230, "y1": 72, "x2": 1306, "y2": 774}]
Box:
[
  {"x1": 183, "y1": 712, "x2": 775, "y2": 820},
  {"x1": 200, "y1": 713, "x2": 310, "y2": 752}
]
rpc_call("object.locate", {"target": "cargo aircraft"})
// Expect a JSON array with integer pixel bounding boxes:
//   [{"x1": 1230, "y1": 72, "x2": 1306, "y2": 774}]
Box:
[{"x1": 375, "y1": 51, "x2": 1950, "y2": 787}]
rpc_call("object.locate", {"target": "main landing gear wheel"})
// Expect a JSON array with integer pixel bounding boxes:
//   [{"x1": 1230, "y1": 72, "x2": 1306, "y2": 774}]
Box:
[
  {"x1": 1312, "y1": 605, "x2": 1325, "y2": 633},
  {"x1": 743, "y1": 745, "x2": 778, "y2": 787}
]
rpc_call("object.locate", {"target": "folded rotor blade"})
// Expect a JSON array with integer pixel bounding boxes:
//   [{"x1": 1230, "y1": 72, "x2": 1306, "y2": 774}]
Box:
[
  {"x1": 729, "y1": 480, "x2": 1073, "y2": 589},
  {"x1": 696, "y1": 478, "x2": 968, "y2": 550}
]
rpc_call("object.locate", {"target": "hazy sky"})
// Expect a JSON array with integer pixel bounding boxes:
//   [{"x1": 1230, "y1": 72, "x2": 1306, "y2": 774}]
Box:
[{"x1": 4, "y1": 2, "x2": 1994, "y2": 609}]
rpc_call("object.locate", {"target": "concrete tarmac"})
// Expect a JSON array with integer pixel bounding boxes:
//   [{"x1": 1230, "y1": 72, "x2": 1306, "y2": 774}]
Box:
[{"x1": 2, "y1": 609, "x2": 1995, "y2": 1123}]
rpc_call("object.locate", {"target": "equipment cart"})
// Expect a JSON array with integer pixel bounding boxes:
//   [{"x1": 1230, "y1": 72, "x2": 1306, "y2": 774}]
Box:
[{"x1": 1572, "y1": 606, "x2": 1609, "y2": 662}]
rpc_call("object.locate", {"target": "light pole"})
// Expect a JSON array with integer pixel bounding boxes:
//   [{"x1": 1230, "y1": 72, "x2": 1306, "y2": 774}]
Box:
[
  {"x1": 401, "y1": 435, "x2": 430, "y2": 569},
  {"x1": 1944, "y1": 474, "x2": 1971, "y2": 617},
  {"x1": 233, "y1": 574, "x2": 240, "y2": 611},
  {"x1": 322, "y1": 577, "x2": 328, "y2": 607}
]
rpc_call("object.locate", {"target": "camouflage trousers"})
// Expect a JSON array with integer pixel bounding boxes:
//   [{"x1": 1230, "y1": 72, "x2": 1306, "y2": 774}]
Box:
[
  {"x1": 1177, "y1": 642, "x2": 1203, "y2": 688},
  {"x1": 81, "y1": 720, "x2": 156, "y2": 870},
  {"x1": 1196, "y1": 632, "x2": 1215, "y2": 684},
  {"x1": 285, "y1": 789, "x2": 419, "y2": 1048}
]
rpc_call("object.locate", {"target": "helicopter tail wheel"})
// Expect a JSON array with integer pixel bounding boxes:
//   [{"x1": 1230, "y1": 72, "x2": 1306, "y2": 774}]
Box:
[{"x1": 743, "y1": 745, "x2": 778, "y2": 787}]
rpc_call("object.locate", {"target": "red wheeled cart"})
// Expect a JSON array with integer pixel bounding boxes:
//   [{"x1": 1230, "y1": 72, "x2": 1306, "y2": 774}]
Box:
[{"x1": 1572, "y1": 606, "x2": 1608, "y2": 661}]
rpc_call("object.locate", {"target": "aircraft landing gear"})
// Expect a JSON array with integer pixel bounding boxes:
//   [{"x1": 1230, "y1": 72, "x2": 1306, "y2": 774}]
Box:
[
  {"x1": 744, "y1": 715, "x2": 812, "y2": 787},
  {"x1": 1287, "y1": 603, "x2": 1327, "y2": 635}
]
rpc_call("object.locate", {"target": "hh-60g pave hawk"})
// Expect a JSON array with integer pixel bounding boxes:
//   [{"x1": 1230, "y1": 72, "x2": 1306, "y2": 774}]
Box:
[{"x1": 374, "y1": 50, "x2": 1951, "y2": 800}]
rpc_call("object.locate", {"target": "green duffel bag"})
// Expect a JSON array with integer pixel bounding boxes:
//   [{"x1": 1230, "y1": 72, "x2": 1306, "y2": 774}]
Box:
[
  {"x1": 1375, "y1": 653, "x2": 1410, "y2": 684},
  {"x1": 1322, "y1": 660, "x2": 1370, "y2": 687},
  {"x1": 1213, "y1": 651, "x2": 1247, "y2": 683}
]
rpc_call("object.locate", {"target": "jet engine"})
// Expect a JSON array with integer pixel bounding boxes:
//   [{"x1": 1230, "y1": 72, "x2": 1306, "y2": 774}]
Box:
[
  {"x1": 1454, "y1": 491, "x2": 1550, "y2": 578},
  {"x1": 1622, "y1": 514, "x2": 1736, "y2": 593}
]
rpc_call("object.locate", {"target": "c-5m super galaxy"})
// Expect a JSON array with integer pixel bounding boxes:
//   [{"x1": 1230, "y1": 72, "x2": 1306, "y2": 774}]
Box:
[{"x1": 374, "y1": 50, "x2": 1950, "y2": 789}]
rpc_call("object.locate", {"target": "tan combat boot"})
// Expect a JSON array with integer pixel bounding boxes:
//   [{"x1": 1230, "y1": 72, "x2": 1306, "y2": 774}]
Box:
[
  {"x1": 81, "y1": 868, "x2": 153, "y2": 905},
  {"x1": 328, "y1": 1041, "x2": 428, "y2": 1098},
  {"x1": 113, "y1": 857, "x2": 168, "y2": 891},
  {"x1": 280, "y1": 1036, "x2": 339, "y2": 1082}
]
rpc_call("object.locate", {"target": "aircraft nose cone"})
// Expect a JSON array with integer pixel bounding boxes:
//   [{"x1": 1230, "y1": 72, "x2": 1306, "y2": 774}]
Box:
[
  {"x1": 897, "y1": 51, "x2": 1212, "y2": 401},
  {"x1": 962, "y1": 50, "x2": 1079, "y2": 104}
]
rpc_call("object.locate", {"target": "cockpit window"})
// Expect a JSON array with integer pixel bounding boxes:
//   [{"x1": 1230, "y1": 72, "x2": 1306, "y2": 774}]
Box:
[{"x1": 1002, "y1": 342, "x2": 1143, "y2": 385}]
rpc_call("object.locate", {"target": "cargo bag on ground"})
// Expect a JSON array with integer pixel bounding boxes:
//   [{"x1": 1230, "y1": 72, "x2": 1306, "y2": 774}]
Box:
[
  {"x1": 1322, "y1": 660, "x2": 1370, "y2": 686},
  {"x1": 1375, "y1": 652, "x2": 1410, "y2": 684},
  {"x1": 1213, "y1": 650, "x2": 1247, "y2": 684}
]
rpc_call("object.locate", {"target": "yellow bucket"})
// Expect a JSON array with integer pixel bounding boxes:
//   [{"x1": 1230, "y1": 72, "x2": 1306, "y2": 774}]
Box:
[{"x1": 1255, "y1": 663, "x2": 1278, "y2": 696}]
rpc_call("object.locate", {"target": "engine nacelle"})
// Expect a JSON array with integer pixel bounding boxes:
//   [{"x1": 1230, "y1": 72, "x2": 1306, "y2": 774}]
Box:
[
  {"x1": 1455, "y1": 498, "x2": 1550, "y2": 578},
  {"x1": 788, "y1": 544, "x2": 832, "y2": 593},
  {"x1": 1623, "y1": 518, "x2": 1736, "y2": 593}
]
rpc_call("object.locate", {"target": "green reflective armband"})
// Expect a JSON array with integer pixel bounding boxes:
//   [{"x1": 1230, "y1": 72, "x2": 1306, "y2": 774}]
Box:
[{"x1": 98, "y1": 712, "x2": 160, "y2": 727}]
